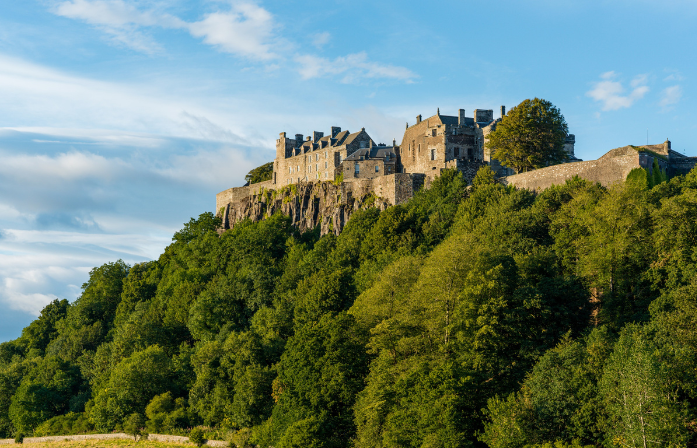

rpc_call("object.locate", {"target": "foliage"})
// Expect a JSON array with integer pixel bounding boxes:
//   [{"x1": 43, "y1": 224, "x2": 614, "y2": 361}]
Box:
[
  {"x1": 7, "y1": 166, "x2": 697, "y2": 448},
  {"x1": 245, "y1": 162, "x2": 274, "y2": 185},
  {"x1": 486, "y1": 98, "x2": 569, "y2": 173},
  {"x1": 189, "y1": 427, "x2": 207, "y2": 447},
  {"x1": 123, "y1": 413, "x2": 145, "y2": 441}
]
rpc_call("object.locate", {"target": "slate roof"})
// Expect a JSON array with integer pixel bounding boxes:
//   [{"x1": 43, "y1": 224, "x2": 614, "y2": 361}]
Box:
[{"x1": 344, "y1": 146, "x2": 397, "y2": 162}]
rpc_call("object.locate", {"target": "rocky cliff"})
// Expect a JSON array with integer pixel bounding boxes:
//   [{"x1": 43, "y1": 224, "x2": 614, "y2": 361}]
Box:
[{"x1": 217, "y1": 181, "x2": 391, "y2": 236}]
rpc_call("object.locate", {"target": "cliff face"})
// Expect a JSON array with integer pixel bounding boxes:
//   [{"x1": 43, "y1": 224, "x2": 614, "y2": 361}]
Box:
[{"x1": 217, "y1": 181, "x2": 391, "y2": 236}]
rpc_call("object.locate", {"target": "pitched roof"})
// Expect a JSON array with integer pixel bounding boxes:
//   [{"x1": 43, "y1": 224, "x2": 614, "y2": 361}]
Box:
[{"x1": 344, "y1": 146, "x2": 397, "y2": 161}]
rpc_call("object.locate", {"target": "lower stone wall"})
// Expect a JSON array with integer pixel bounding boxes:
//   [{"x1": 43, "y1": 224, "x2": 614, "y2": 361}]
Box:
[
  {"x1": 0, "y1": 433, "x2": 226, "y2": 446},
  {"x1": 216, "y1": 179, "x2": 275, "y2": 213},
  {"x1": 504, "y1": 151, "x2": 640, "y2": 191}
]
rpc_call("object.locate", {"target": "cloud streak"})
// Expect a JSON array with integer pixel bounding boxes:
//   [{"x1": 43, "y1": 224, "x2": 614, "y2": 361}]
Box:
[
  {"x1": 52, "y1": 0, "x2": 415, "y2": 83},
  {"x1": 660, "y1": 85, "x2": 682, "y2": 109},
  {"x1": 295, "y1": 52, "x2": 417, "y2": 83},
  {"x1": 586, "y1": 71, "x2": 649, "y2": 111}
]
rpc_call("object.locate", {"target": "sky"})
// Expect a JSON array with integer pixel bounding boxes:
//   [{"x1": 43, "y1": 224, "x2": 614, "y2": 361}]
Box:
[{"x1": 0, "y1": 0, "x2": 696, "y2": 341}]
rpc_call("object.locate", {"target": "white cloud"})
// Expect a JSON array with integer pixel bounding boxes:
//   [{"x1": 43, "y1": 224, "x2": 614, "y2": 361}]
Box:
[
  {"x1": 295, "y1": 52, "x2": 417, "y2": 83},
  {"x1": 660, "y1": 85, "x2": 683, "y2": 108},
  {"x1": 189, "y1": 3, "x2": 277, "y2": 60},
  {"x1": 55, "y1": 0, "x2": 277, "y2": 60},
  {"x1": 54, "y1": 0, "x2": 185, "y2": 52},
  {"x1": 311, "y1": 32, "x2": 331, "y2": 49},
  {"x1": 586, "y1": 71, "x2": 649, "y2": 111}
]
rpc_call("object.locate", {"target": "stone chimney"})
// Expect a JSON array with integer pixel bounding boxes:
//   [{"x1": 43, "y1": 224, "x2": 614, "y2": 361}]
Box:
[
  {"x1": 416, "y1": 114, "x2": 422, "y2": 124},
  {"x1": 313, "y1": 131, "x2": 324, "y2": 142},
  {"x1": 501, "y1": 105, "x2": 506, "y2": 117},
  {"x1": 458, "y1": 109, "x2": 465, "y2": 126},
  {"x1": 331, "y1": 126, "x2": 341, "y2": 138},
  {"x1": 295, "y1": 134, "x2": 303, "y2": 147}
]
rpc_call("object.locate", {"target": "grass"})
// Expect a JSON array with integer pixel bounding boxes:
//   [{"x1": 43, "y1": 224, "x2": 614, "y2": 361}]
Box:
[{"x1": 20, "y1": 440, "x2": 193, "y2": 448}]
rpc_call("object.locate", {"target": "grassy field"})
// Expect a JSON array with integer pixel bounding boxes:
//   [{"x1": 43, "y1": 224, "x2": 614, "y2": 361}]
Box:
[{"x1": 21, "y1": 440, "x2": 193, "y2": 448}]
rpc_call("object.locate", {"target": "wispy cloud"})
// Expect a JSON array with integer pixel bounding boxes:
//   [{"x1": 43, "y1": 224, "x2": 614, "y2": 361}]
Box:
[
  {"x1": 54, "y1": 0, "x2": 185, "y2": 53},
  {"x1": 295, "y1": 52, "x2": 417, "y2": 83},
  {"x1": 659, "y1": 85, "x2": 683, "y2": 109},
  {"x1": 311, "y1": 31, "x2": 331, "y2": 49},
  {"x1": 586, "y1": 71, "x2": 649, "y2": 111},
  {"x1": 51, "y1": 1, "x2": 417, "y2": 82},
  {"x1": 188, "y1": 3, "x2": 277, "y2": 60}
]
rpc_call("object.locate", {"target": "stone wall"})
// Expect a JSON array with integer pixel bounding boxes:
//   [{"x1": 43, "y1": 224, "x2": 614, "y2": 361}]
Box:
[
  {"x1": 503, "y1": 146, "x2": 641, "y2": 190},
  {"x1": 217, "y1": 174, "x2": 425, "y2": 236},
  {"x1": 216, "y1": 179, "x2": 275, "y2": 214},
  {"x1": 0, "y1": 433, "x2": 227, "y2": 446}
]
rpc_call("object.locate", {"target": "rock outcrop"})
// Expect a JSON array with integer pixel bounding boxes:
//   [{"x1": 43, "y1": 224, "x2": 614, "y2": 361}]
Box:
[{"x1": 217, "y1": 181, "x2": 391, "y2": 236}]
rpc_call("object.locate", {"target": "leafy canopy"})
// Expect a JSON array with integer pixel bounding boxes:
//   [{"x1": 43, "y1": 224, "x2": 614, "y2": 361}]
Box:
[{"x1": 487, "y1": 98, "x2": 569, "y2": 173}]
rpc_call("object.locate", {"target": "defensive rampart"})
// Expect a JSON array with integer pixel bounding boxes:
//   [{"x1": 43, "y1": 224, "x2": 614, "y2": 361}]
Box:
[
  {"x1": 0, "y1": 433, "x2": 226, "y2": 446},
  {"x1": 504, "y1": 146, "x2": 642, "y2": 190}
]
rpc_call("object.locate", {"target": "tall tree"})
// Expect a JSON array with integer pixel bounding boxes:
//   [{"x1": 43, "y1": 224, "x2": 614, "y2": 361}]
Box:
[{"x1": 486, "y1": 98, "x2": 569, "y2": 173}]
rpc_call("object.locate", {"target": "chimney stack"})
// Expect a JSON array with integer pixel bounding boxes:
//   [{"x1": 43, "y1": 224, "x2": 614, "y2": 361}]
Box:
[
  {"x1": 458, "y1": 109, "x2": 465, "y2": 126},
  {"x1": 313, "y1": 131, "x2": 324, "y2": 142},
  {"x1": 501, "y1": 105, "x2": 506, "y2": 118},
  {"x1": 331, "y1": 126, "x2": 341, "y2": 138},
  {"x1": 295, "y1": 134, "x2": 303, "y2": 147},
  {"x1": 416, "y1": 114, "x2": 422, "y2": 124}
]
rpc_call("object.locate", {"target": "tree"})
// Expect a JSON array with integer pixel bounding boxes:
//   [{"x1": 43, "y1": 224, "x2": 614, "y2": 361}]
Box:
[
  {"x1": 123, "y1": 413, "x2": 145, "y2": 441},
  {"x1": 189, "y1": 427, "x2": 207, "y2": 447},
  {"x1": 486, "y1": 98, "x2": 569, "y2": 173},
  {"x1": 245, "y1": 162, "x2": 274, "y2": 185}
]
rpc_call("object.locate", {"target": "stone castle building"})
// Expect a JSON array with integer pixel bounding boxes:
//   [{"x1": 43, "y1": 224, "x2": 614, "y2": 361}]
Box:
[{"x1": 216, "y1": 106, "x2": 694, "y2": 233}]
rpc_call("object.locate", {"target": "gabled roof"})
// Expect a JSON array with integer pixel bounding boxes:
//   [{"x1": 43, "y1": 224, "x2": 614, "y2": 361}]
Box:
[
  {"x1": 333, "y1": 130, "x2": 350, "y2": 145},
  {"x1": 344, "y1": 146, "x2": 397, "y2": 162}
]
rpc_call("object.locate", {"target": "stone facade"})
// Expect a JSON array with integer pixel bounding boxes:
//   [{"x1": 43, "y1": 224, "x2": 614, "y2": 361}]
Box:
[
  {"x1": 216, "y1": 105, "x2": 583, "y2": 233},
  {"x1": 504, "y1": 140, "x2": 695, "y2": 191}
]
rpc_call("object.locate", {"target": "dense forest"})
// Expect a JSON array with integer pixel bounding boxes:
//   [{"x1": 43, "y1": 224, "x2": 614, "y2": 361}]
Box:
[{"x1": 2, "y1": 165, "x2": 697, "y2": 448}]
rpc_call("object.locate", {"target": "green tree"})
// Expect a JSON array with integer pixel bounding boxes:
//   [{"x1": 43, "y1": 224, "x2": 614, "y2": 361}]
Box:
[
  {"x1": 189, "y1": 427, "x2": 206, "y2": 447},
  {"x1": 600, "y1": 325, "x2": 687, "y2": 448},
  {"x1": 90, "y1": 345, "x2": 174, "y2": 431},
  {"x1": 123, "y1": 413, "x2": 145, "y2": 440},
  {"x1": 8, "y1": 357, "x2": 82, "y2": 434},
  {"x1": 486, "y1": 98, "x2": 569, "y2": 173},
  {"x1": 245, "y1": 162, "x2": 274, "y2": 185},
  {"x1": 21, "y1": 299, "x2": 69, "y2": 353}
]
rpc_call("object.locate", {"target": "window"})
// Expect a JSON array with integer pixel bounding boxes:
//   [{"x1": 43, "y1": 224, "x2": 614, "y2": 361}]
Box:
[
  {"x1": 454, "y1": 147, "x2": 460, "y2": 157},
  {"x1": 315, "y1": 164, "x2": 318, "y2": 171},
  {"x1": 316, "y1": 173, "x2": 319, "y2": 179},
  {"x1": 289, "y1": 167, "x2": 292, "y2": 174},
  {"x1": 430, "y1": 149, "x2": 436, "y2": 160},
  {"x1": 355, "y1": 163, "x2": 360, "y2": 174},
  {"x1": 316, "y1": 154, "x2": 319, "y2": 161},
  {"x1": 432, "y1": 129, "x2": 437, "y2": 137},
  {"x1": 375, "y1": 165, "x2": 379, "y2": 173},
  {"x1": 324, "y1": 161, "x2": 328, "y2": 168},
  {"x1": 324, "y1": 151, "x2": 327, "y2": 158}
]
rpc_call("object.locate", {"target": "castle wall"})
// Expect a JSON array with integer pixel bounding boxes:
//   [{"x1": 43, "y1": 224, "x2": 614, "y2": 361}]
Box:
[
  {"x1": 216, "y1": 179, "x2": 274, "y2": 213},
  {"x1": 503, "y1": 148, "x2": 641, "y2": 190}
]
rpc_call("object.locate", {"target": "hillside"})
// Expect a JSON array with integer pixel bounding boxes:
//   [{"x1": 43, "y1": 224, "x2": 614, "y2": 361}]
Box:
[{"x1": 2, "y1": 166, "x2": 697, "y2": 448}]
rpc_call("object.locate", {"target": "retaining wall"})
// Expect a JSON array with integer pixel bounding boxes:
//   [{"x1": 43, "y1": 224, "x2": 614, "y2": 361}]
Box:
[
  {"x1": 504, "y1": 147, "x2": 641, "y2": 191},
  {"x1": 0, "y1": 433, "x2": 226, "y2": 446}
]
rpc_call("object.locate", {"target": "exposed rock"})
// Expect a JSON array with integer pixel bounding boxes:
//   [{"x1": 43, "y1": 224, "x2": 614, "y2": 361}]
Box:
[{"x1": 217, "y1": 181, "x2": 390, "y2": 236}]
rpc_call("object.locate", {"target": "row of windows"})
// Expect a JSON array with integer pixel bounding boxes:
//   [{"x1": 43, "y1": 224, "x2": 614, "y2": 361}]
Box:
[
  {"x1": 289, "y1": 161, "x2": 330, "y2": 174},
  {"x1": 305, "y1": 151, "x2": 329, "y2": 163},
  {"x1": 353, "y1": 164, "x2": 382, "y2": 174}
]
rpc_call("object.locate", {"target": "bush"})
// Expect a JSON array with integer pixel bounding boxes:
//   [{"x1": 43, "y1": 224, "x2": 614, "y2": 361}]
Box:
[
  {"x1": 14, "y1": 432, "x2": 24, "y2": 444},
  {"x1": 189, "y1": 427, "x2": 207, "y2": 447},
  {"x1": 34, "y1": 412, "x2": 94, "y2": 436},
  {"x1": 123, "y1": 413, "x2": 145, "y2": 441}
]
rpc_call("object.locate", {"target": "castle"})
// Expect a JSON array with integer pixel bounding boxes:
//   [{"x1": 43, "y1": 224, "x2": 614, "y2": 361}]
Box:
[
  {"x1": 215, "y1": 106, "x2": 695, "y2": 232},
  {"x1": 271, "y1": 106, "x2": 577, "y2": 189}
]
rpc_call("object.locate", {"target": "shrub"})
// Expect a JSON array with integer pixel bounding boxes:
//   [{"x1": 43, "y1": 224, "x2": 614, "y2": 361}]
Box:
[{"x1": 189, "y1": 427, "x2": 207, "y2": 447}]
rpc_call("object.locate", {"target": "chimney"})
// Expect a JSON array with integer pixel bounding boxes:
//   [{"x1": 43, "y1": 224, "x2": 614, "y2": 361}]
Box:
[
  {"x1": 313, "y1": 131, "x2": 324, "y2": 142},
  {"x1": 393, "y1": 138, "x2": 396, "y2": 146},
  {"x1": 501, "y1": 105, "x2": 506, "y2": 118},
  {"x1": 416, "y1": 114, "x2": 422, "y2": 124},
  {"x1": 331, "y1": 126, "x2": 341, "y2": 138},
  {"x1": 458, "y1": 109, "x2": 465, "y2": 126},
  {"x1": 295, "y1": 134, "x2": 303, "y2": 147}
]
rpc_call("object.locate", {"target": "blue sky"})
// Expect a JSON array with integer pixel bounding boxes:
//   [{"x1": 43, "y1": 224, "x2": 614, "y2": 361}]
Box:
[{"x1": 0, "y1": 0, "x2": 695, "y2": 341}]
